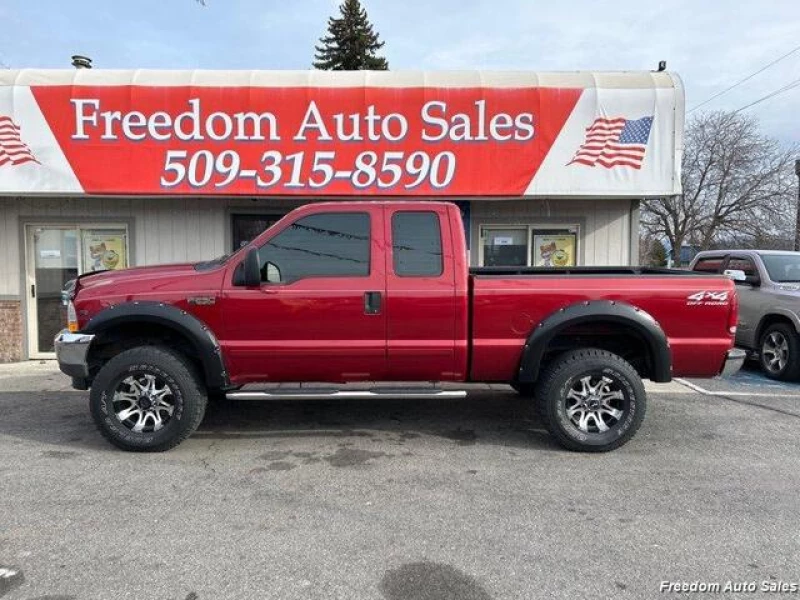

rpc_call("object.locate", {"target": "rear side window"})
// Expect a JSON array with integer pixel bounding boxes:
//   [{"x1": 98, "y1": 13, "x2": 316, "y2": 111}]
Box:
[
  {"x1": 392, "y1": 212, "x2": 443, "y2": 277},
  {"x1": 693, "y1": 257, "x2": 724, "y2": 273},
  {"x1": 727, "y1": 257, "x2": 757, "y2": 278},
  {"x1": 259, "y1": 212, "x2": 370, "y2": 282}
]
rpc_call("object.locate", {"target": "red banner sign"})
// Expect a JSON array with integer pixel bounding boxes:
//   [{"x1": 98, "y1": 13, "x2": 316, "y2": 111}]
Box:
[{"x1": 31, "y1": 86, "x2": 581, "y2": 195}]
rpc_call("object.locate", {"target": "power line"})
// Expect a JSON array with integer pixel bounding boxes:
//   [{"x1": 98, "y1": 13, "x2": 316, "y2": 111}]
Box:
[
  {"x1": 733, "y1": 77, "x2": 800, "y2": 113},
  {"x1": 687, "y1": 43, "x2": 800, "y2": 113}
]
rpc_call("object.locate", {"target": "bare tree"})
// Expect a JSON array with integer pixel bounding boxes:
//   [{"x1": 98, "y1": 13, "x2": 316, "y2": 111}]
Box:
[{"x1": 642, "y1": 111, "x2": 797, "y2": 263}]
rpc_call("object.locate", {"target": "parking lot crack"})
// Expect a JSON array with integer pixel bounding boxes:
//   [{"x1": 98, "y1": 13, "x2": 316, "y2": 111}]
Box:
[{"x1": 199, "y1": 440, "x2": 220, "y2": 474}]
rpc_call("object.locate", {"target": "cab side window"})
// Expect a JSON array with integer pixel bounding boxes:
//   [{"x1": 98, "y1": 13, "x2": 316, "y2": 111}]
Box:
[
  {"x1": 727, "y1": 257, "x2": 757, "y2": 277},
  {"x1": 258, "y1": 213, "x2": 370, "y2": 283},
  {"x1": 693, "y1": 257, "x2": 723, "y2": 273},
  {"x1": 392, "y1": 212, "x2": 443, "y2": 277}
]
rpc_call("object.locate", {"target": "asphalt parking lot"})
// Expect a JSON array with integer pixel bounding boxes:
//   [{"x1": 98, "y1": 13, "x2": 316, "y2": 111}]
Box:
[{"x1": 1, "y1": 362, "x2": 799, "y2": 600}]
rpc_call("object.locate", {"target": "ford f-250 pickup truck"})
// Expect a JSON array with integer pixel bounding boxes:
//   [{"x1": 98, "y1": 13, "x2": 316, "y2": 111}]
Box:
[{"x1": 55, "y1": 201, "x2": 745, "y2": 453}]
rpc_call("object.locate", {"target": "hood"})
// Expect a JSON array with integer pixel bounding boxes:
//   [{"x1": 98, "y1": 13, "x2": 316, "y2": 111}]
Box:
[{"x1": 76, "y1": 263, "x2": 201, "y2": 293}]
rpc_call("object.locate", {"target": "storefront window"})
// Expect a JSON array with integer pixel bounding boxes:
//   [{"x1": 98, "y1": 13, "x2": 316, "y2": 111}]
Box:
[
  {"x1": 479, "y1": 225, "x2": 579, "y2": 267},
  {"x1": 481, "y1": 227, "x2": 528, "y2": 267}
]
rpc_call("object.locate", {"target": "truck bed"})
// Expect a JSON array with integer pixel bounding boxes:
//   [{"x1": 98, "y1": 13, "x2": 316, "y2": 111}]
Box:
[{"x1": 468, "y1": 269, "x2": 735, "y2": 382}]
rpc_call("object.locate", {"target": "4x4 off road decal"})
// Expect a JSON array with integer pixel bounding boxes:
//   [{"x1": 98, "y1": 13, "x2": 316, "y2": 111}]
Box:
[{"x1": 687, "y1": 291, "x2": 730, "y2": 306}]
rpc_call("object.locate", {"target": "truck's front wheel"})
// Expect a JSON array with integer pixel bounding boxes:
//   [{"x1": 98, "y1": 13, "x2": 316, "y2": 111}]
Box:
[
  {"x1": 89, "y1": 346, "x2": 207, "y2": 452},
  {"x1": 534, "y1": 348, "x2": 646, "y2": 452}
]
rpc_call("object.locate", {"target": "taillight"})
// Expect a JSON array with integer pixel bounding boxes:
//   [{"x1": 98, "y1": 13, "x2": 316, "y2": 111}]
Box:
[
  {"x1": 727, "y1": 287, "x2": 739, "y2": 336},
  {"x1": 67, "y1": 301, "x2": 78, "y2": 332}
]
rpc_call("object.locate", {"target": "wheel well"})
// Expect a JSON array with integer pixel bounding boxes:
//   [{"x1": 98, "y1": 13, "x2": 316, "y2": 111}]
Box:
[
  {"x1": 542, "y1": 320, "x2": 655, "y2": 379},
  {"x1": 756, "y1": 314, "x2": 797, "y2": 345},
  {"x1": 86, "y1": 322, "x2": 205, "y2": 385}
]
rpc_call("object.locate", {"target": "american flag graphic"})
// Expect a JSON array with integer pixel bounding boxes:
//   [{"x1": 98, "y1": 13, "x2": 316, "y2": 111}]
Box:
[
  {"x1": 568, "y1": 116, "x2": 653, "y2": 169},
  {"x1": 0, "y1": 115, "x2": 39, "y2": 167}
]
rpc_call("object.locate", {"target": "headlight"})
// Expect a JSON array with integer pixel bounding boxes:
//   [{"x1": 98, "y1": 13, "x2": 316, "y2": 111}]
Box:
[{"x1": 67, "y1": 301, "x2": 78, "y2": 333}]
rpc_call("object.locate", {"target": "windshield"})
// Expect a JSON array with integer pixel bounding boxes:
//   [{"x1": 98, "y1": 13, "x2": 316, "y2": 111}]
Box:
[{"x1": 759, "y1": 253, "x2": 800, "y2": 282}]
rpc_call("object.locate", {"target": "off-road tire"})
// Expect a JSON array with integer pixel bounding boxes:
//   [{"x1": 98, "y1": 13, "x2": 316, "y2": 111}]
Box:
[
  {"x1": 89, "y1": 346, "x2": 207, "y2": 452},
  {"x1": 759, "y1": 323, "x2": 800, "y2": 381},
  {"x1": 534, "y1": 348, "x2": 646, "y2": 452}
]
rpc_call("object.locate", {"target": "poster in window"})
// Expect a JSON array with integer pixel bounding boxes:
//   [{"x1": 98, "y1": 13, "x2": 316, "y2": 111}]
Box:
[
  {"x1": 82, "y1": 232, "x2": 128, "y2": 272},
  {"x1": 533, "y1": 234, "x2": 576, "y2": 267}
]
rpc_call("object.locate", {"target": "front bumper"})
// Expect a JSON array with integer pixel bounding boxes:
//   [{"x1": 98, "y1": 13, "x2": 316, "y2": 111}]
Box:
[
  {"x1": 54, "y1": 329, "x2": 95, "y2": 382},
  {"x1": 720, "y1": 348, "x2": 747, "y2": 378}
]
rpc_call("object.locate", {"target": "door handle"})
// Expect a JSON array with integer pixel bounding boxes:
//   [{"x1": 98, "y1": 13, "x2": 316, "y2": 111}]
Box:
[
  {"x1": 364, "y1": 291, "x2": 382, "y2": 315},
  {"x1": 31, "y1": 284, "x2": 36, "y2": 298}
]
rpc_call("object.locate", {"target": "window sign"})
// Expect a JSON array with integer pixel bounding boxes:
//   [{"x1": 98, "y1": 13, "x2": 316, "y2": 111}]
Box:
[
  {"x1": 82, "y1": 230, "x2": 128, "y2": 272},
  {"x1": 533, "y1": 233, "x2": 576, "y2": 267}
]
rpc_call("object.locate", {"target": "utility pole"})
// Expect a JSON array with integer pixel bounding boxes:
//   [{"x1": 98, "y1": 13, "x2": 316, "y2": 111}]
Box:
[{"x1": 795, "y1": 159, "x2": 800, "y2": 251}]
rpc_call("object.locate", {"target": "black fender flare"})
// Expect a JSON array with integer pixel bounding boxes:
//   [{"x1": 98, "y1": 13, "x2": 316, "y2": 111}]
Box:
[
  {"x1": 82, "y1": 301, "x2": 229, "y2": 390},
  {"x1": 517, "y1": 300, "x2": 672, "y2": 383}
]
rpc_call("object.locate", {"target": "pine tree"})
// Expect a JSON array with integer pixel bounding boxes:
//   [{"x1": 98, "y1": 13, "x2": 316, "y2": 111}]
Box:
[
  {"x1": 314, "y1": 0, "x2": 388, "y2": 71},
  {"x1": 648, "y1": 239, "x2": 668, "y2": 267}
]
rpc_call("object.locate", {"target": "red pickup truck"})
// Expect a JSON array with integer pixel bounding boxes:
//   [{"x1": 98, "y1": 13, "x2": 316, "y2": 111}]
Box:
[{"x1": 55, "y1": 201, "x2": 744, "y2": 453}]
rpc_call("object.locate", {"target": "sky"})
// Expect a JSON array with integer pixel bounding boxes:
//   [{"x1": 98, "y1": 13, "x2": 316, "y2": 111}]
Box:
[{"x1": 0, "y1": 0, "x2": 798, "y2": 143}]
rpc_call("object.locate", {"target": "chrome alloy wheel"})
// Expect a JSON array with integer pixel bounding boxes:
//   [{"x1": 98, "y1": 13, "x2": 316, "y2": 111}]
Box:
[
  {"x1": 565, "y1": 374, "x2": 626, "y2": 433},
  {"x1": 112, "y1": 373, "x2": 175, "y2": 433},
  {"x1": 762, "y1": 332, "x2": 789, "y2": 374}
]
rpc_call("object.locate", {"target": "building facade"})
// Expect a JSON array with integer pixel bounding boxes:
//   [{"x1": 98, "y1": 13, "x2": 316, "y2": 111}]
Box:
[{"x1": 0, "y1": 69, "x2": 683, "y2": 361}]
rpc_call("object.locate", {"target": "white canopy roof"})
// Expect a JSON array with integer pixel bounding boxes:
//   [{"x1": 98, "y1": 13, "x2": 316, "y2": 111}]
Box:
[{"x1": 0, "y1": 69, "x2": 683, "y2": 90}]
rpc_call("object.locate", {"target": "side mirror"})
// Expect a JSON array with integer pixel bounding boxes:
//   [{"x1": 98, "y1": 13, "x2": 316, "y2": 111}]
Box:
[
  {"x1": 723, "y1": 269, "x2": 746, "y2": 282},
  {"x1": 243, "y1": 247, "x2": 261, "y2": 287}
]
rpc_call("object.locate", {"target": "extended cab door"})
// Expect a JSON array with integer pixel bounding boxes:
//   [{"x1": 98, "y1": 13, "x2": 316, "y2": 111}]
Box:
[
  {"x1": 221, "y1": 206, "x2": 387, "y2": 383},
  {"x1": 384, "y1": 205, "x2": 459, "y2": 380}
]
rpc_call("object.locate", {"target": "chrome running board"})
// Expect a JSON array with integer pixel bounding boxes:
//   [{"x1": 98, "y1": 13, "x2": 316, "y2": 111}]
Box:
[{"x1": 226, "y1": 388, "x2": 467, "y2": 401}]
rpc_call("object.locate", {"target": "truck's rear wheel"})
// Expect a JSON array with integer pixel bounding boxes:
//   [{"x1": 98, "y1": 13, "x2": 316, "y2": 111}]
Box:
[
  {"x1": 89, "y1": 346, "x2": 207, "y2": 452},
  {"x1": 534, "y1": 348, "x2": 645, "y2": 452}
]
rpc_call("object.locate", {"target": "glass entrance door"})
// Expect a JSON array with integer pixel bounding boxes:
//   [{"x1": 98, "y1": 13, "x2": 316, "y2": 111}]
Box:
[
  {"x1": 25, "y1": 224, "x2": 128, "y2": 356},
  {"x1": 27, "y1": 227, "x2": 79, "y2": 355},
  {"x1": 231, "y1": 214, "x2": 281, "y2": 252}
]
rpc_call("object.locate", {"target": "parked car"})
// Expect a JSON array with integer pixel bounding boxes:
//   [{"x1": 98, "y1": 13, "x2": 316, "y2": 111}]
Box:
[
  {"x1": 690, "y1": 250, "x2": 800, "y2": 381},
  {"x1": 56, "y1": 201, "x2": 743, "y2": 453}
]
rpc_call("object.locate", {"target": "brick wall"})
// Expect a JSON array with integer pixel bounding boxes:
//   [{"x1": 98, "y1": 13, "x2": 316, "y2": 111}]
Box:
[{"x1": 0, "y1": 300, "x2": 23, "y2": 362}]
